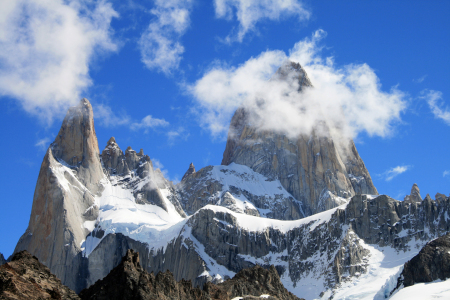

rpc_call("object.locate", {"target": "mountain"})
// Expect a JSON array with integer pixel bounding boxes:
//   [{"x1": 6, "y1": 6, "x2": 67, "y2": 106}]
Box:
[
  {"x1": 14, "y1": 99, "x2": 104, "y2": 291},
  {"x1": 80, "y1": 249, "x2": 302, "y2": 300},
  {"x1": 222, "y1": 61, "x2": 377, "y2": 216},
  {"x1": 12, "y1": 63, "x2": 450, "y2": 300},
  {"x1": 0, "y1": 250, "x2": 80, "y2": 300}
]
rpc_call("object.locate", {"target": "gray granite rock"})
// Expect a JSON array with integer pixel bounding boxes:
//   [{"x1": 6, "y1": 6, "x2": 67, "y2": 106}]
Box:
[{"x1": 14, "y1": 99, "x2": 103, "y2": 292}]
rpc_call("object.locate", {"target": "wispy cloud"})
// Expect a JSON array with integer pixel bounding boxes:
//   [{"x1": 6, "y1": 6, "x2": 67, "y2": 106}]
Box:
[
  {"x1": 413, "y1": 75, "x2": 427, "y2": 83},
  {"x1": 94, "y1": 104, "x2": 131, "y2": 127},
  {"x1": 382, "y1": 165, "x2": 411, "y2": 181},
  {"x1": 152, "y1": 158, "x2": 180, "y2": 184},
  {"x1": 131, "y1": 115, "x2": 169, "y2": 132},
  {"x1": 0, "y1": 0, "x2": 118, "y2": 123},
  {"x1": 167, "y1": 126, "x2": 189, "y2": 144},
  {"x1": 139, "y1": 0, "x2": 193, "y2": 74},
  {"x1": 35, "y1": 137, "x2": 51, "y2": 151},
  {"x1": 214, "y1": 0, "x2": 310, "y2": 43},
  {"x1": 422, "y1": 90, "x2": 450, "y2": 125},
  {"x1": 189, "y1": 30, "x2": 406, "y2": 141},
  {"x1": 444, "y1": 170, "x2": 450, "y2": 177}
]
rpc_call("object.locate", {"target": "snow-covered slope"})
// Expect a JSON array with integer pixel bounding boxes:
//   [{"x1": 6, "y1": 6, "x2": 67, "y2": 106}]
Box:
[{"x1": 178, "y1": 163, "x2": 310, "y2": 220}]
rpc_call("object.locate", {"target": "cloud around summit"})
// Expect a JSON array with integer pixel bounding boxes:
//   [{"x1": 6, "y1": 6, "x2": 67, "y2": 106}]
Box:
[{"x1": 189, "y1": 30, "x2": 407, "y2": 142}]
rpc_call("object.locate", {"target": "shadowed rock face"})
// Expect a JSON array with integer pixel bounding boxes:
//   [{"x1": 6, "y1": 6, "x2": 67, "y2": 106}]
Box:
[
  {"x1": 395, "y1": 232, "x2": 450, "y2": 289},
  {"x1": 0, "y1": 254, "x2": 5, "y2": 266},
  {"x1": 79, "y1": 249, "x2": 302, "y2": 300},
  {"x1": 221, "y1": 62, "x2": 377, "y2": 215},
  {"x1": 0, "y1": 251, "x2": 80, "y2": 300}
]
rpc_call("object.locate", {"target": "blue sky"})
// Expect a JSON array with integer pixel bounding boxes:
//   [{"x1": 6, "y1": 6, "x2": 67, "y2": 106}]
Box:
[{"x1": 0, "y1": 0, "x2": 449, "y2": 257}]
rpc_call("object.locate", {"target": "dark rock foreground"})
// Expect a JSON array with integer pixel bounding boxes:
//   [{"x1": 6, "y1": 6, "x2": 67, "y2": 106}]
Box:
[
  {"x1": 0, "y1": 251, "x2": 80, "y2": 300},
  {"x1": 79, "y1": 249, "x2": 303, "y2": 300},
  {"x1": 395, "y1": 232, "x2": 450, "y2": 290}
]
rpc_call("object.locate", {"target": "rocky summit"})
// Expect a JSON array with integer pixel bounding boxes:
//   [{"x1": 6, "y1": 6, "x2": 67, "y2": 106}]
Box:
[
  {"x1": 11, "y1": 63, "x2": 450, "y2": 300},
  {"x1": 0, "y1": 251, "x2": 80, "y2": 300}
]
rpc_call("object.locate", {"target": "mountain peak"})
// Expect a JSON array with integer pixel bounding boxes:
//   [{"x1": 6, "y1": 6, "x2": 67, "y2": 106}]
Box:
[
  {"x1": 51, "y1": 98, "x2": 104, "y2": 192},
  {"x1": 181, "y1": 162, "x2": 196, "y2": 181}
]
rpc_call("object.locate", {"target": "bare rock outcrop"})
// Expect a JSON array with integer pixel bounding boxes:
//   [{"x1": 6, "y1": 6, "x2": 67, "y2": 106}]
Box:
[
  {"x1": 0, "y1": 250, "x2": 80, "y2": 300},
  {"x1": 404, "y1": 183, "x2": 422, "y2": 203},
  {"x1": 14, "y1": 98, "x2": 104, "y2": 292},
  {"x1": 221, "y1": 62, "x2": 377, "y2": 216},
  {"x1": 182, "y1": 163, "x2": 196, "y2": 181},
  {"x1": 0, "y1": 253, "x2": 5, "y2": 266},
  {"x1": 391, "y1": 232, "x2": 450, "y2": 295}
]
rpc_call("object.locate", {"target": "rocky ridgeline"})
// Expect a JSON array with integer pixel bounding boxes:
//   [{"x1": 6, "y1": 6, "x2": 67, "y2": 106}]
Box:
[
  {"x1": 83, "y1": 191, "x2": 450, "y2": 297},
  {"x1": 0, "y1": 254, "x2": 6, "y2": 266},
  {"x1": 100, "y1": 136, "x2": 185, "y2": 216},
  {"x1": 0, "y1": 251, "x2": 80, "y2": 300},
  {"x1": 177, "y1": 164, "x2": 305, "y2": 220},
  {"x1": 221, "y1": 61, "x2": 377, "y2": 216},
  {"x1": 80, "y1": 249, "x2": 302, "y2": 300}
]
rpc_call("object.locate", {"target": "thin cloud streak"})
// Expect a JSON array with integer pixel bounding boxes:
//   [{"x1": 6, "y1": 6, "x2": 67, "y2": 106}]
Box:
[
  {"x1": 214, "y1": 0, "x2": 310, "y2": 43},
  {"x1": 383, "y1": 165, "x2": 411, "y2": 181},
  {"x1": 422, "y1": 90, "x2": 450, "y2": 125}
]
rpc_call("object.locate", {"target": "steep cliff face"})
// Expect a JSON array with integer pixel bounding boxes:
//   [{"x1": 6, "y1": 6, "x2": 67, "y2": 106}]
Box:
[
  {"x1": 14, "y1": 99, "x2": 103, "y2": 291},
  {"x1": 221, "y1": 62, "x2": 377, "y2": 215}
]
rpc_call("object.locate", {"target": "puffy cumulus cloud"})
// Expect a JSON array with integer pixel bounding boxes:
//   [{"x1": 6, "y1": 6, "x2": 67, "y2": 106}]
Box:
[
  {"x1": 214, "y1": 0, "x2": 310, "y2": 42},
  {"x1": 189, "y1": 30, "x2": 407, "y2": 142},
  {"x1": 422, "y1": 90, "x2": 450, "y2": 125},
  {"x1": 131, "y1": 115, "x2": 169, "y2": 132},
  {"x1": 0, "y1": 0, "x2": 118, "y2": 123},
  {"x1": 383, "y1": 165, "x2": 411, "y2": 181},
  {"x1": 139, "y1": 0, "x2": 193, "y2": 74}
]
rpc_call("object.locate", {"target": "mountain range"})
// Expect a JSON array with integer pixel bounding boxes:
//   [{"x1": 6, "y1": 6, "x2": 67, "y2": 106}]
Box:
[{"x1": 3, "y1": 62, "x2": 449, "y2": 300}]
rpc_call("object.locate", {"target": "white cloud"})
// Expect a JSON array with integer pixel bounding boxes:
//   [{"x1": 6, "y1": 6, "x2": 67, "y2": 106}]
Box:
[
  {"x1": 131, "y1": 115, "x2": 169, "y2": 131},
  {"x1": 94, "y1": 104, "x2": 131, "y2": 127},
  {"x1": 139, "y1": 0, "x2": 193, "y2": 74},
  {"x1": 167, "y1": 126, "x2": 189, "y2": 144},
  {"x1": 444, "y1": 170, "x2": 450, "y2": 177},
  {"x1": 152, "y1": 158, "x2": 180, "y2": 184},
  {"x1": 422, "y1": 90, "x2": 450, "y2": 125},
  {"x1": 0, "y1": 0, "x2": 118, "y2": 123},
  {"x1": 189, "y1": 30, "x2": 407, "y2": 142},
  {"x1": 214, "y1": 0, "x2": 310, "y2": 42},
  {"x1": 413, "y1": 75, "x2": 427, "y2": 83},
  {"x1": 383, "y1": 165, "x2": 411, "y2": 181},
  {"x1": 35, "y1": 137, "x2": 51, "y2": 151}
]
